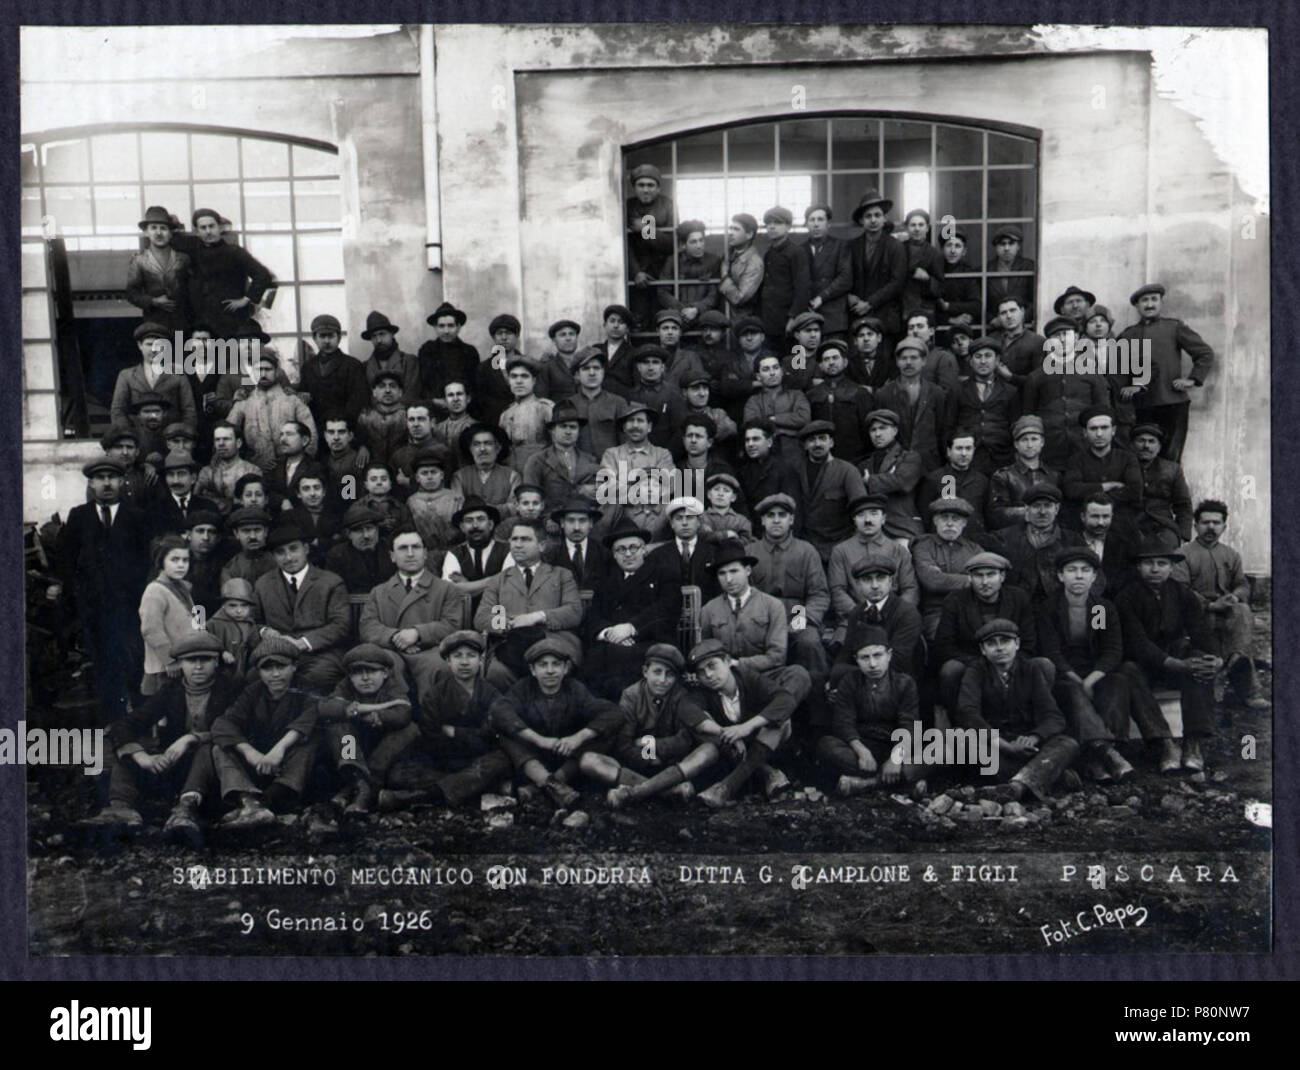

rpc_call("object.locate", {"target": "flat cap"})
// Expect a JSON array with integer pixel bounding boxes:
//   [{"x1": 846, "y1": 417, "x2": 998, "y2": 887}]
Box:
[
  {"x1": 849, "y1": 493, "x2": 889, "y2": 516},
  {"x1": 928, "y1": 496, "x2": 974, "y2": 517},
  {"x1": 654, "y1": 309, "x2": 683, "y2": 327},
  {"x1": 488, "y1": 313, "x2": 521, "y2": 336},
  {"x1": 681, "y1": 371, "x2": 712, "y2": 388},
  {"x1": 184, "y1": 509, "x2": 223, "y2": 531},
  {"x1": 851, "y1": 553, "x2": 898, "y2": 578},
  {"x1": 815, "y1": 339, "x2": 851, "y2": 361},
  {"x1": 965, "y1": 552, "x2": 1011, "y2": 572},
  {"x1": 1011, "y1": 414, "x2": 1045, "y2": 439},
  {"x1": 82, "y1": 457, "x2": 125, "y2": 478},
  {"x1": 788, "y1": 310, "x2": 824, "y2": 333},
  {"x1": 1130, "y1": 423, "x2": 1165, "y2": 441},
  {"x1": 633, "y1": 344, "x2": 670, "y2": 363},
  {"x1": 371, "y1": 368, "x2": 405, "y2": 386},
  {"x1": 947, "y1": 323, "x2": 974, "y2": 340},
  {"x1": 344, "y1": 643, "x2": 392, "y2": 671},
  {"x1": 705, "y1": 472, "x2": 741, "y2": 493},
  {"x1": 1129, "y1": 283, "x2": 1166, "y2": 306},
  {"x1": 754, "y1": 492, "x2": 797, "y2": 516},
  {"x1": 171, "y1": 631, "x2": 225, "y2": 659},
  {"x1": 310, "y1": 314, "x2": 342, "y2": 334},
  {"x1": 228, "y1": 506, "x2": 272, "y2": 529},
  {"x1": 1078, "y1": 405, "x2": 1116, "y2": 428},
  {"x1": 265, "y1": 524, "x2": 308, "y2": 551},
  {"x1": 341, "y1": 503, "x2": 382, "y2": 529},
  {"x1": 548, "y1": 319, "x2": 581, "y2": 338},
  {"x1": 644, "y1": 643, "x2": 686, "y2": 673},
  {"x1": 573, "y1": 346, "x2": 606, "y2": 370},
  {"x1": 732, "y1": 315, "x2": 765, "y2": 335},
  {"x1": 969, "y1": 335, "x2": 1003, "y2": 355},
  {"x1": 163, "y1": 449, "x2": 199, "y2": 471},
  {"x1": 666, "y1": 496, "x2": 705, "y2": 518},
  {"x1": 219, "y1": 578, "x2": 256, "y2": 604},
  {"x1": 1086, "y1": 305, "x2": 1115, "y2": 327},
  {"x1": 99, "y1": 425, "x2": 138, "y2": 449},
  {"x1": 524, "y1": 635, "x2": 576, "y2": 664},
  {"x1": 602, "y1": 304, "x2": 633, "y2": 325},
  {"x1": 163, "y1": 422, "x2": 197, "y2": 440},
  {"x1": 892, "y1": 337, "x2": 927, "y2": 358},
  {"x1": 697, "y1": 310, "x2": 729, "y2": 329},
  {"x1": 133, "y1": 321, "x2": 170, "y2": 342},
  {"x1": 687, "y1": 638, "x2": 732, "y2": 668},
  {"x1": 1132, "y1": 538, "x2": 1185, "y2": 563},
  {"x1": 1055, "y1": 547, "x2": 1101, "y2": 571},
  {"x1": 851, "y1": 316, "x2": 885, "y2": 335},
  {"x1": 974, "y1": 618, "x2": 1020, "y2": 643},
  {"x1": 629, "y1": 163, "x2": 662, "y2": 184},
  {"x1": 865, "y1": 408, "x2": 901, "y2": 429},
  {"x1": 763, "y1": 206, "x2": 794, "y2": 226},
  {"x1": 991, "y1": 226, "x2": 1023, "y2": 244},
  {"x1": 1042, "y1": 316, "x2": 1079, "y2": 338},
  {"x1": 851, "y1": 626, "x2": 891, "y2": 652},
  {"x1": 439, "y1": 630, "x2": 486, "y2": 658},
  {"x1": 798, "y1": 419, "x2": 836, "y2": 440},
  {"x1": 252, "y1": 636, "x2": 301, "y2": 666},
  {"x1": 1022, "y1": 483, "x2": 1062, "y2": 504}
]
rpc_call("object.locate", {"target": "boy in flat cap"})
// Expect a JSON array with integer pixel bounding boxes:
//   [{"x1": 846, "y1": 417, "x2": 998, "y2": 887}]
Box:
[
  {"x1": 90, "y1": 631, "x2": 235, "y2": 842},
  {"x1": 378, "y1": 631, "x2": 513, "y2": 811},
  {"x1": 849, "y1": 315, "x2": 893, "y2": 392},
  {"x1": 701, "y1": 473, "x2": 752, "y2": 543},
  {"x1": 299, "y1": 313, "x2": 368, "y2": 430},
  {"x1": 956, "y1": 619, "x2": 1080, "y2": 803},
  {"x1": 984, "y1": 227, "x2": 1035, "y2": 326},
  {"x1": 1118, "y1": 284, "x2": 1214, "y2": 461},
  {"x1": 211, "y1": 637, "x2": 320, "y2": 825},
  {"x1": 688, "y1": 640, "x2": 808, "y2": 806},
  {"x1": 719, "y1": 214, "x2": 765, "y2": 318},
  {"x1": 317, "y1": 643, "x2": 413, "y2": 815},
  {"x1": 759, "y1": 205, "x2": 812, "y2": 343},
  {"x1": 182, "y1": 509, "x2": 225, "y2": 614},
  {"x1": 912, "y1": 497, "x2": 985, "y2": 639},
  {"x1": 987, "y1": 415, "x2": 1061, "y2": 530},
  {"x1": 579, "y1": 644, "x2": 719, "y2": 807},
  {"x1": 624, "y1": 344, "x2": 686, "y2": 451},
  {"x1": 489, "y1": 636, "x2": 623, "y2": 808},
  {"x1": 797, "y1": 418, "x2": 870, "y2": 560},
  {"x1": 861, "y1": 410, "x2": 924, "y2": 541},
  {"x1": 818, "y1": 626, "x2": 921, "y2": 795},
  {"x1": 807, "y1": 339, "x2": 875, "y2": 465},
  {"x1": 652, "y1": 309, "x2": 710, "y2": 392}
]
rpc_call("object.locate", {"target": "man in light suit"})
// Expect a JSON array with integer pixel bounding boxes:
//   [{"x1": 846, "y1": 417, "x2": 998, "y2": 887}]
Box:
[
  {"x1": 360, "y1": 527, "x2": 470, "y2": 699},
  {"x1": 474, "y1": 519, "x2": 584, "y2": 687},
  {"x1": 253, "y1": 525, "x2": 351, "y2": 692}
]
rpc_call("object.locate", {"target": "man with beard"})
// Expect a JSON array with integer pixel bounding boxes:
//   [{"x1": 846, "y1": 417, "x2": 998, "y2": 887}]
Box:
[
  {"x1": 803, "y1": 203, "x2": 853, "y2": 338},
  {"x1": 1130, "y1": 423, "x2": 1193, "y2": 545},
  {"x1": 360, "y1": 311, "x2": 420, "y2": 406},
  {"x1": 418, "y1": 302, "x2": 480, "y2": 401},
  {"x1": 847, "y1": 189, "x2": 908, "y2": 340},
  {"x1": 186, "y1": 207, "x2": 274, "y2": 337},
  {"x1": 299, "y1": 314, "x2": 367, "y2": 432}
]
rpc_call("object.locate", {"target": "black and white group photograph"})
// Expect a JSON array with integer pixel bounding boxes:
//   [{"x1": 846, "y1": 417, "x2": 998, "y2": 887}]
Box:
[{"x1": 14, "y1": 19, "x2": 1274, "y2": 964}]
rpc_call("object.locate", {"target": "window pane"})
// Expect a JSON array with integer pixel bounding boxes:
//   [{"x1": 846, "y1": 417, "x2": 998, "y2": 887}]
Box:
[
  {"x1": 988, "y1": 169, "x2": 1035, "y2": 218},
  {"x1": 90, "y1": 133, "x2": 139, "y2": 182},
  {"x1": 22, "y1": 188, "x2": 43, "y2": 235},
  {"x1": 675, "y1": 129, "x2": 723, "y2": 175},
  {"x1": 43, "y1": 185, "x2": 93, "y2": 235},
  {"x1": 94, "y1": 186, "x2": 143, "y2": 232},
  {"x1": 933, "y1": 169, "x2": 984, "y2": 221},
  {"x1": 193, "y1": 183, "x2": 242, "y2": 230},
  {"x1": 882, "y1": 121, "x2": 931, "y2": 169},
  {"x1": 143, "y1": 184, "x2": 192, "y2": 226},
  {"x1": 141, "y1": 132, "x2": 190, "y2": 180},
  {"x1": 23, "y1": 292, "x2": 51, "y2": 338},
  {"x1": 831, "y1": 118, "x2": 879, "y2": 170},
  {"x1": 676, "y1": 178, "x2": 727, "y2": 230},
  {"x1": 242, "y1": 138, "x2": 290, "y2": 179},
  {"x1": 42, "y1": 139, "x2": 89, "y2": 183},
  {"x1": 261, "y1": 285, "x2": 298, "y2": 334},
  {"x1": 191, "y1": 134, "x2": 240, "y2": 180},
  {"x1": 781, "y1": 173, "x2": 826, "y2": 222},
  {"x1": 832, "y1": 172, "x2": 877, "y2": 227},
  {"x1": 244, "y1": 233, "x2": 295, "y2": 282},
  {"x1": 936, "y1": 125, "x2": 983, "y2": 167},
  {"x1": 292, "y1": 144, "x2": 340, "y2": 178},
  {"x1": 298, "y1": 284, "x2": 347, "y2": 339},
  {"x1": 22, "y1": 243, "x2": 47, "y2": 289},
  {"x1": 779, "y1": 119, "x2": 827, "y2": 171},
  {"x1": 989, "y1": 134, "x2": 1036, "y2": 165},
  {"x1": 296, "y1": 232, "x2": 344, "y2": 281},
  {"x1": 21, "y1": 143, "x2": 39, "y2": 184},
  {"x1": 727, "y1": 124, "x2": 775, "y2": 171},
  {"x1": 882, "y1": 172, "x2": 906, "y2": 222},
  {"x1": 243, "y1": 181, "x2": 292, "y2": 230},
  {"x1": 293, "y1": 179, "x2": 340, "y2": 230},
  {"x1": 725, "y1": 175, "x2": 779, "y2": 221},
  {"x1": 626, "y1": 142, "x2": 676, "y2": 178}
]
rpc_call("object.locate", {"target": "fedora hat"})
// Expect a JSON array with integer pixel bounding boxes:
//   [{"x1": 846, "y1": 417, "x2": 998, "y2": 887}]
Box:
[
  {"x1": 851, "y1": 188, "x2": 894, "y2": 224},
  {"x1": 360, "y1": 311, "x2": 400, "y2": 340},
  {"x1": 138, "y1": 205, "x2": 179, "y2": 231},
  {"x1": 427, "y1": 301, "x2": 468, "y2": 327}
]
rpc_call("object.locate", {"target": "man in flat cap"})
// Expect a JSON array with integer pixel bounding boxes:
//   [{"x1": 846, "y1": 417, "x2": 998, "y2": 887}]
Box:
[
  {"x1": 807, "y1": 339, "x2": 875, "y2": 464},
  {"x1": 624, "y1": 342, "x2": 687, "y2": 451},
  {"x1": 746, "y1": 493, "x2": 832, "y2": 695},
  {"x1": 299, "y1": 313, "x2": 368, "y2": 431},
  {"x1": 535, "y1": 319, "x2": 584, "y2": 402},
  {"x1": 646, "y1": 494, "x2": 722, "y2": 607},
  {"x1": 984, "y1": 226, "x2": 1036, "y2": 326},
  {"x1": 147, "y1": 448, "x2": 221, "y2": 539},
  {"x1": 950, "y1": 337, "x2": 1021, "y2": 474},
  {"x1": 912, "y1": 497, "x2": 985, "y2": 639},
  {"x1": 987, "y1": 414, "x2": 1061, "y2": 530},
  {"x1": 489, "y1": 635, "x2": 623, "y2": 808},
  {"x1": 803, "y1": 203, "x2": 853, "y2": 338},
  {"x1": 1118, "y1": 283, "x2": 1215, "y2": 461},
  {"x1": 580, "y1": 644, "x2": 721, "y2": 807},
  {"x1": 570, "y1": 346, "x2": 631, "y2": 459},
  {"x1": 211, "y1": 637, "x2": 320, "y2": 826},
  {"x1": 986, "y1": 483, "x2": 1087, "y2": 607},
  {"x1": 111, "y1": 321, "x2": 199, "y2": 436},
  {"x1": 477, "y1": 314, "x2": 527, "y2": 428},
  {"x1": 88, "y1": 631, "x2": 234, "y2": 840},
  {"x1": 875, "y1": 335, "x2": 954, "y2": 472},
  {"x1": 1130, "y1": 424, "x2": 1193, "y2": 545},
  {"x1": 418, "y1": 302, "x2": 480, "y2": 403},
  {"x1": 254, "y1": 524, "x2": 351, "y2": 691},
  {"x1": 827, "y1": 493, "x2": 919, "y2": 634},
  {"x1": 956, "y1": 619, "x2": 1079, "y2": 804},
  {"x1": 719, "y1": 213, "x2": 765, "y2": 319},
  {"x1": 759, "y1": 205, "x2": 812, "y2": 344},
  {"x1": 830, "y1": 553, "x2": 924, "y2": 689},
  {"x1": 325, "y1": 503, "x2": 396, "y2": 594},
  {"x1": 861, "y1": 408, "x2": 925, "y2": 541},
  {"x1": 99, "y1": 424, "x2": 158, "y2": 505},
  {"x1": 796, "y1": 419, "x2": 869, "y2": 561},
  {"x1": 660, "y1": 219, "x2": 723, "y2": 326},
  {"x1": 688, "y1": 639, "x2": 808, "y2": 806},
  {"x1": 626, "y1": 163, "x2": 676, "y2": 329},
  {"x1": 184, "y1": 207, "x2": 274, "y2": 338},
  {"x1": 848, "y1": 189, "x2": 908, "y2": 339}
]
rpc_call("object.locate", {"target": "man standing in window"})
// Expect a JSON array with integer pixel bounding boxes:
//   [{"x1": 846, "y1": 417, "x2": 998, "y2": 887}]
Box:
[
  {"x1": 804, "y1": 203, "x2": 853, "y2": 340},
  {"x1": 126, "y1": 205, "x2": 192, "y2": 333},
  {"x1": 759, "y1": 206, "x2": 812, "y2": 346},
  {"x1": 626, "y1": 164, "x2": 675, "y2": 330},
  {"x1": 985, "y1": 226, "x2": 1036, "y2": 326},
  {"x1": 719, "y1": 213, "x2": 764, "y2": 320},
  {"x1": 186, "y1": 207, "x2": 274, "y2": 339},
  {"x1": 848, "y1": 189, "x2": 908, "y2": 341}
]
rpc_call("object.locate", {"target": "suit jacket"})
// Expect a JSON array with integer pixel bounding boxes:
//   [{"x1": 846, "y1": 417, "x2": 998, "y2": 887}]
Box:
[
  {"x1": 524, "y1": 446, "x2": 601, "y2": 509},
  {"x1": 849, "y1": 231, "x2": 909, "y2": 336},
  {"x1": 804, "y1": 234, "x2": 854, "y2": 334},
  {"x1": 952, "y1": 377, "x2": 1021, "y2": 472},
  {"x1": 360, "y1": 571, "x2": 470, "y2": 650},
  {"x1": 585, "y1": 560, "x2": 677, "y2": 644},
  {"x1": 147, "y1": 491, "x2": 222, "y2": 539},
  {"x1": 253, "y1": 565, "x2": 350, "y2": 652},
  {"x1": 807, "y1": 377, "x2": 875, "y2": 464},
  {"x1": 1116, "y1": 317, "x2": 1214, "y2": 408},
  {"x1": 473, "y1": 562, "x2": 583, "y2": 633},
  {"x1": 545, "y1": 538, "x2": 612, "y2": 592},
  {"x1": 646, "y1": 539, "x2": 720, "y2": 604},
  {"x1": 875, "y1": 379, "x2": 953, "y2": 472},
  {"x1": 863, "y1": 442, "x2": 924, "y2": 539},
  {"x1": 955, "y1": 654, "x2": 1066, "y2": 740},
  {"x1": 125, "y1": 247, "x2": 192, "y2": 331},
  {"x1": 109, "y1": 365, "x2": 198, "y2": 431},
  {"x1": 834, "y1": 596, "x2": 924, "y2": 677},
  {"x1": 795, "y1": 455, "x2": 868, "y2": 556},
  {"x1": 1037, "y1": 589, "x2": 1123, "y2": 677},
  {"x1": 325, "y1": 542, "x2": 396, "y2": 594},
  {"x1": 58, "y1": 501, "x2": 152, "y2": 612}
]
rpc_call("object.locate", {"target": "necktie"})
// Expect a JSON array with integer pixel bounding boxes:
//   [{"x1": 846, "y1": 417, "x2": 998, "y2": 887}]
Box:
[
  {"x1": 572, "y1": 545, "x2": 584, "y2": 577},
  {"x1": 523, "y1": 567, "x2": 534, "y2": 591},
  {"x1": 867, "y1": 604, "x2": 882, "y2": 624},
  {"x1": 731, "y1": 596, "x2": 742, "y2": 614},
  {"x1": 475, "y1": 548, "x2": 485, "y2": 576},
  {"x1": 404, "y1": 576, "x2": 413, "y2": 592},
  {"x1": 680, "y1": 541, "x2": 692, "y2": 568},
  {"x1": 179, "y1": 496, "x2": 188, "y2": 511},
  {"x1": 100, "y1": 505, "x2": 113, "y2": 532},
  {"x1": 288, "y1": 574, "x2": 299, "y2": 596}
]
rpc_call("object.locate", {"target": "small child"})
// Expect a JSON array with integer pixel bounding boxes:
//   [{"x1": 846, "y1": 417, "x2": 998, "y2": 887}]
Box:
[
  {"x1": 701, "y1": 473, "x2": 752, "y2": 543},
  {"x1": 317, "y1": 643, "x2": 413, "y2": 815},
  {"x1": 405, "y1": 448, "x2": 462, "y2": 552},
  {"x1": 206, "y1": 578, "x2": 259, "y2": 678},
  {"x1": 360, "y1": 462, "x2": 412, "y2": 540}
]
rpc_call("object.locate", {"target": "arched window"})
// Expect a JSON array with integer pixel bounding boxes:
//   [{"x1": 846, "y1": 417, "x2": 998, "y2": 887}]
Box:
[
  {"x1": 623, "y1": 115, "x2": 1039, "y2": 338},
  {"x1": 21, "y1": 125, "x2": 344, "y2": 437}
]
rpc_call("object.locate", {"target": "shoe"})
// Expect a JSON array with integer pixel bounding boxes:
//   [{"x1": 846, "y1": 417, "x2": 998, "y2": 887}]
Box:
[
  {"x1": 377, "y1": 789, "x2": 428, "y2": 813},
  {"x1": 345, "y1": 781, "x2": 374, "y2": 816},
  {"x1": 220, "y1": 802, "x2": 275, "y2": 829},
  {"x1": 329, "y1": 784, "x2": 355, "y2": 813},
  {"x1": 1103, "y1": 747, "x2": 1135, "y2": 781},
  {"x1": 1181, "y1": 738, "x2": 1205, "y2": 773},
  {"x1": 1061, "y1": 770, "x2": 1083, "y2": 792},
  {"x1": 666, "y1": 782, "x2": 695, "y2": 803},
  {"x1": 543, "y1": 778, "x2": 579, "y2": 809},
  {"x1": 606, "y1": 785, "x2": 634, "y2": 809},
  {"x1": 162, "y1": 798, "x2": 202, "y2": 847},
  {"x1": 762, "y1": 767, "x2": 791, "y2": 800},
  {"x1": 1084, "y1": 757, "x2": 1112, "y2": 784},
  {"x1": 81, "y1": 805, "x2": 143, "y2": 829},
  {"x1": 697, "y1": 783, "x2": 735, "y2": 809},
  {"x1": 1159, "y1": 738, "x2": 1183, "y2": 773},
  {"x1": 836, "y1": 774, "x2": 874, "y2": 797}
]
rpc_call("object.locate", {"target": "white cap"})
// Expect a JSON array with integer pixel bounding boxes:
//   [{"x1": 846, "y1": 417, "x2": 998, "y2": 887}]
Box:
[{"x1": 666, "y1": 496, "x2": 704, "y2": 517}]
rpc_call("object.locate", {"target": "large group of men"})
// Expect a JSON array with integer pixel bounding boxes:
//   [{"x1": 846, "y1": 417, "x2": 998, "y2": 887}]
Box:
[{"x1": 47, "y1": 182, "x2": 1267, "y2": 846}]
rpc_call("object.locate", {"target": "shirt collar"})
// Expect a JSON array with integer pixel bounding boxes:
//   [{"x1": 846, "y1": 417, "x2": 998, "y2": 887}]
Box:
[{"x1": 282, "y1": 565, "x2": 309, "y2": 585}]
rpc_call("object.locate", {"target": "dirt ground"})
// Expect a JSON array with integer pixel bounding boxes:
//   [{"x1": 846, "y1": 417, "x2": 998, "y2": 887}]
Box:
[{"x1": 25, "y1": 607, "x2": 1273, "y2": 958}]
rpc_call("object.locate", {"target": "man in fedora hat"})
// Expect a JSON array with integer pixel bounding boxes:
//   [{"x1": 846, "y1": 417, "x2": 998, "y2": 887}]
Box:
[
  {"x1": 1115, "y1": 539, "x2": 1220, "y2": 772},
  {"x1": 698, "y1": 540, "x2": 790, "y2": 674},
  {"x1": 626, "y1": 163, "x2": 676, "y2": 329},
  {"x1": 126, "y1": 205, "x2": 192, "y2": 332},
  {"x1": 660, "y1": 219, "x2": 722, "y2": 325},
  {"x1": 519, "y1": 401, "x2": 599, "y2": 509},
  {"x1": 759, "y1": 205, "x2": 812, "y2": 343},
  {"x1": 596, "y1": 403, "x2": 675, "y2": 498},
  {"x1": 719, "y1": 213, "x2": 765, "y2": 319},
  {"x1": 300, "y1": 313, "x2": 368, "y2": 431},
  {"x1": 451, "y1": 422, "x2": 520, "y2": 511},
  {"x1": 582, "y1": 516, "x2": 678, "y2": 698},
  {"x1": 187, "y1": 207, "x2": 274, "y2": 338},
  {"x1": 418, "y1": 301, "x2": 480, "y2": 402},
  {"x1": 1117, "y1": 283, "x2": 1215, "y2": 461},
  {"x1": 111, "y1": 321, "x2": 199, "y2": 437},
  {"x1": 848, "y1": 188, "x2": 908, "y2": 339},
  {"x1": 803, "y1": 203, "x2": 853, "y2": 337},
  {"x1": 985, "y1": 226, "x2": 1036, "y2": 325},
  {"x1": 1053, "y1": 284, "x2": 1097, "y2": 325},
  {"x1": 544, "y1": 495, "x2": 609, "y2": 590},
  {"x1": 253, "y1": 525, "x2": 350, "y2": 691},
  {"x1": 361, "y1": 311, "x2": 420, "y2": 406}
]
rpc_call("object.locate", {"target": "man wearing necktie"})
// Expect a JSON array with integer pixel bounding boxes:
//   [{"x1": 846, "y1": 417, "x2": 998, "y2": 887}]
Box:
[{"x1": 148, "y1": 448, "x2": 220, "y2": 538}]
